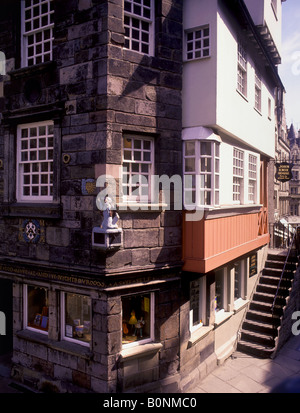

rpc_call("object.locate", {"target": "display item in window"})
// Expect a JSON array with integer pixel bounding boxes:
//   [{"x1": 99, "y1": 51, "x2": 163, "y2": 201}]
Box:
[{"x1": 134, "y1": 317, "x2": 145, "y2": 338}]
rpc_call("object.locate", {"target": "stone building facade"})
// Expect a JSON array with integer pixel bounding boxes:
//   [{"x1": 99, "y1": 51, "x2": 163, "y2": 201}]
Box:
[
  {"x1": 0, "y1": 0, "x2": 287, "y2": 394},
  {"x1": 0, "y1": 0, "x2": 188, "y2": 393}
]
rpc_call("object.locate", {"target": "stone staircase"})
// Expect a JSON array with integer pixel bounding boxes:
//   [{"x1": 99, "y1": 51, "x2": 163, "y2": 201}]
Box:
[{"x1": 237, "y1": 251, "x2": 298, "y2": 358}]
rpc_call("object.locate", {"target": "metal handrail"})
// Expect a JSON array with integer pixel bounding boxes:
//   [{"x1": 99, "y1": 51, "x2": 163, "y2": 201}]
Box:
[{"x1": 271, "y1": 225, "x2": 299, "y2": 325}]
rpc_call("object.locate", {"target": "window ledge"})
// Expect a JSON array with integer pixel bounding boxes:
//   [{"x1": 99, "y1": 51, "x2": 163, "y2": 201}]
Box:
[
  {"x1": 188, "y1": 325, "x2": 214, "y2": 349},
  {"x1": 204, "y1": 204, "x2": 263, "y2": 220},
  {"x1": 0, "y1": 202, "x2": 61, "y2": 219},
  {"x1": 214, "y1": 311, "x2": 234, "y2": 327},
  {"x1": 236, "y1": 89, "x2": 248, "y2": 102},
  {"x1": 16, "y1": 329, "x2": 92, "y2": 359},
  {"x1": 8, "y1": 61, "x2": 57, "y2": 79},
  {"x1": 117, "y1": 203, "x2": 168, "y2": 212},
  {"x1": 119, "y1": 342, "x2": 163, "y2": 361},
  {"x1": 234, "y1": 298, "x2": 249, "y2": 313},
  {"x1": 254, "y1": 106, "x2": 262, "y2": 116}
]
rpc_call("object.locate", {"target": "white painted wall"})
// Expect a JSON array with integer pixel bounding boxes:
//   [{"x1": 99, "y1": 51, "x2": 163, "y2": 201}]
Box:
[
  {"x1": 244, "y1": 0, "x2": 284, "y2": 57},
  {"x1": 182, "y1": 0, "x2": 218, "y2": 128},
  {"x1": 183, "y1": 0, "x2": 277, "y2": 159},
  {"x1": 216, "y1": 8, "x2": 276, "y2": 158}
]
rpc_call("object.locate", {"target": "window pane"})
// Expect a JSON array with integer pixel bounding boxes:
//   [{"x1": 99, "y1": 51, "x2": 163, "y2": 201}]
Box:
[
  {"x1": 185, "y1": 158, "x2": 195, "y2": 173},
  {"x1": 64, "y1": 293, "x2": 91, "y2": 344},
  {"x1": 185, "y1": 141, "x2": 195, "y2": 156},
  {"x1": 27, "y1": 285, "x2": 49, "y2": 332},
  {"x1": 122, "y1": 293, "x2": 152, "y2": 345}
]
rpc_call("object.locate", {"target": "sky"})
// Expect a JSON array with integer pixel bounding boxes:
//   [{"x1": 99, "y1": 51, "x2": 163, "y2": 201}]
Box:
[{"x1": 279, "y1": 0, "x2": 300, "y2": 130}]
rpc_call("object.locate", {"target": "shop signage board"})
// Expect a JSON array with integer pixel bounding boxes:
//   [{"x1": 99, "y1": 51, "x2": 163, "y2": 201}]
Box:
[
  {"x1": 275, "y1": 162, "x2": 293, "y2": 182},
  {"x1": 249, "y1": 253, "x2": 257, "y2": 277}
]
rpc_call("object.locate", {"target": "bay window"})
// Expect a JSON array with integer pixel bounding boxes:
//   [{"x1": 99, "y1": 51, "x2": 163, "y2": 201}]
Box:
[
  {"x1": 233, "y1": 148, "x2": 244, "y2": 203},
  {"x1": 248, "y1": 154, "x2": 257, "y2": 203},
  {"x1": 183, "y1": 139, "x2": 220, "y2": 208}
]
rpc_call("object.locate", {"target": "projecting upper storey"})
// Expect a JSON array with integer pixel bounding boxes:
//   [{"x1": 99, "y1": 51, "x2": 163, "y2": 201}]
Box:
[
  {"x1": 182, "y1": 0, "x2": 285, "y2": 159},
  {"x1": 244, "y1": 0, "x2": 286, "y2": 65}
]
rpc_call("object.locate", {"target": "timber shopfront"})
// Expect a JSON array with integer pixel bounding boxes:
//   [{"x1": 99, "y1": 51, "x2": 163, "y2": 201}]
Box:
[{"x1": 0, "y1": 262, "x2": 181, "y2": 393}]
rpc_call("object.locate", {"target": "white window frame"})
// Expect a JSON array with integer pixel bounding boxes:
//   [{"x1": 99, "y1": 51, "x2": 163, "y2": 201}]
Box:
[
  {"x1": 124, "y1": 0, "x2": 154, "y2": 56},
  {"x1": 185, "y1": 25, "x2": 210, "y2": 61},
  {"x1": 21, "y1": 0, "x2": 54, "y2": 67},
  {"x1": 190, "y1": 277, "x2": 206, "y2": 332},
  {"x1": 248, "y1": 154, "x2": 257, "y2": 203},
  {"x1": 183, "y1": 140, "x2": 220, "y2": 208},
  {"x1": 268, "y1": 98, "x2": 272, "y2": 119},
  {"x1": 23, "y1": 284, "x2": 49, "y2": 335},
  {"x1": 122, "y1": 135, "x2": 154, "y2": 203},
  {"x1": 233, "y1": 148, "x2": 244, "y2": 204},
  {"x1": 16, "y1": 121, "x2": 54, "y2": 203},
  {"x1": 60, "y1": 292, "x2": 91, "y2": 348},
  {"x1": 121, "y1": 291, "x2": 155, "y2": 349},
  {"x1": 254, "y1": 71, "x2": 262, "y2": 113},
  {"x1": 237, "y1": 43, "x2": 247, "y2": 97}
]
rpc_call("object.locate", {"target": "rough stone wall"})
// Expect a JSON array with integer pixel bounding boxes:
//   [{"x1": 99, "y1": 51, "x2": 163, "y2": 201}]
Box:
[{"x1": 0, "y1": 0, "x2": 183, "y2": 276}]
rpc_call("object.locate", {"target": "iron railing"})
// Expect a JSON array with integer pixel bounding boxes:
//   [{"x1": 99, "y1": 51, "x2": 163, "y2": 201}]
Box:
[{"x1": 271, "y1": 225, "x2": 300, "y2": 331}]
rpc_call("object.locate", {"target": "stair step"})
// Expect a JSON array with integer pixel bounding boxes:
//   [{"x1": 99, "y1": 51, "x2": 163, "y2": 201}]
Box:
[
  {"x1": 240, "y1": 330, "x2": 276, "y2": 346},
  {"x1": 260, "y1": 274, "x2": 292, "y2": 286},
  {"x1": 250, "y1": 300, "x2": 284, "y2": 315},
  {"x1": 246, "y1": 309, "x2": 281, "y2": 326},
  {"x1": 256, "y1": 283, "x2": 290, "y2": 295},
  {"x1": 253, "y1": 292, "x2": 286, "y2": 305},
  {"x1": 237, "y1": 340, "x2": 275, "y2": 358},
  {"x1": 262, "y1": 268, "x2": 294, "y2": 278},
  {"x1": 242, "y1": 319, "x2": 277, "y2": 336},
  {"x1": 265, "y1": 259, "x2": 296, "y2": 269},
  {"x1": 267, "y1": 253, "x2": 297, "y2": 263}
]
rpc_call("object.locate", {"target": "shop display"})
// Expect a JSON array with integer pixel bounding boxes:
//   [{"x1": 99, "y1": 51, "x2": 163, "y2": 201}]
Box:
[{"x1": 122, "y1": 294, "x2": 151, "y2": 345}]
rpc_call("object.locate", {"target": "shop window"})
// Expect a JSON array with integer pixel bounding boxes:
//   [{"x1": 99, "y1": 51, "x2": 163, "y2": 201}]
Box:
[
  {"x1": 190, "y1": 277, "x2": 206, "y2": 332},
  {"x1": 61, "y1": 293, "x2": 91, "y2": 347},
  {"x1": 25, "y1": 285, "x2": 49, "y2": 333},
  {"x1": 234, "y1": 261, "x2": 245, "y2": 302},
  {"x1": 215, "y1": 269, "x2": 229, "y2": 323},
  {"x1": 122, "y1": 292, "x2": 154, "y2": 347}
]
